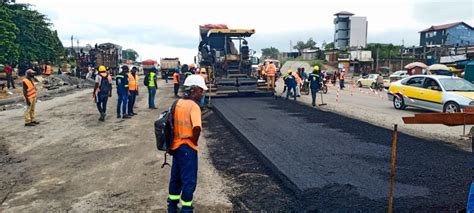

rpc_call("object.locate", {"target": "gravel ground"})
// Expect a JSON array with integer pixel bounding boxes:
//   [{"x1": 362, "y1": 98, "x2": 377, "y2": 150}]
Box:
[{"x1": 212, "y1": 97, "x2": 471, "y2": 211}]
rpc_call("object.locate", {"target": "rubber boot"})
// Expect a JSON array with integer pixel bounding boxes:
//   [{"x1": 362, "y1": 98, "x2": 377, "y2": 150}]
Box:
[
  {"x1": 167, "y1": 199, "x2": 179, "y2": 213},
  {"x1": 180, "y1": 206, "x2": 194, "y2": 213}
]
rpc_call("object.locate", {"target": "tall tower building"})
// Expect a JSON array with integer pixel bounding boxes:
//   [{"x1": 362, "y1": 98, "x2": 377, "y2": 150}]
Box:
[{"x1": 334, "y1": 11, "x2": 368, "y2": 50}]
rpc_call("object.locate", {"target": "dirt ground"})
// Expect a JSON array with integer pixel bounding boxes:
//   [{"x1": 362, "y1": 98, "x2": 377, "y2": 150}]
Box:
[{"x1": 0, "y1": 81, "x2": 231, "y2": 211}]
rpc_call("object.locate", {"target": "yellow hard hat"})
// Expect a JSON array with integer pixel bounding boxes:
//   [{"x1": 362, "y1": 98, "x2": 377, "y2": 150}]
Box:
[
  {"x1": 314, "y1": 65, "x2": 320, "y2": 71},
  {"x1": 287, "y1": 70, "x2": 292, "y2": 74},
  {"x1": 98, "y1": 66, "x2": 107, "y2": 72}
]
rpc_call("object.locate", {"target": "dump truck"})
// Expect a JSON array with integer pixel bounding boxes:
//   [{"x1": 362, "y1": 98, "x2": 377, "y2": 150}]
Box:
[
  {"x1": 160, "y1": 58, "x2": 180, "y2": 79},
  {"x1": 197, "y1": 24, "x2": 258, "y2": 94},
  {"x1": 88, "y1": 43, "x2": 122, "y2": 75}
]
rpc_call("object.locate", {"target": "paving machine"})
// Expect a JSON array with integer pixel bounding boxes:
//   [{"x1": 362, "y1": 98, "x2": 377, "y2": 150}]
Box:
[{"x1": 198, "y1": 24, "x2": 258, "y2": 94}]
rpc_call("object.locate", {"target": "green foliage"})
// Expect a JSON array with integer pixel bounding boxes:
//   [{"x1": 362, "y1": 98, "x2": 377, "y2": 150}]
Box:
[
  {"x1": 323, "y1": 42, "x2": 334, "y2": 51},
  {"x1": 365, "y1": 43, "x2": 401, "y2": 59},
  {"x1": 261, "y1": 47, "x2": 279, "y2": 59},
  {"x1": 0, "y1": 2, "x2": 64, "y2": 65},
  {"x1": 293, "y1": 38, "x2": 318, "y2": 53},
  {"x1": 122, "y1": 49, "x2": 139, "y2": 61}
]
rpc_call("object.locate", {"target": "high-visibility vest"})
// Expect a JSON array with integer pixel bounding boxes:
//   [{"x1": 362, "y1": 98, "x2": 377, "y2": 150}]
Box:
[
  {"x1": 339, "y1": 72, "x2": 345, "y2": 80},
  {"x1": 171, "y1": 99, "x2": 201, "y2": 151},
  {"x1": 148, "y1": 72, "x2": 156, "y2": 87},
  {"x1": 173, "y1": 73, "x2": 180, "y2": 84},
  {"x1": 22, "y1": 78, "x2": 37, "y2": 99},
  {"x1": 44, "y1": 65, "x2": 52, "y2": 75},
  {"x1": 267, "y1": 64, "x2": 276, "y2": 76},
  {"x1": 128, "y1": 73, "x2": 138, "y2": 91}
]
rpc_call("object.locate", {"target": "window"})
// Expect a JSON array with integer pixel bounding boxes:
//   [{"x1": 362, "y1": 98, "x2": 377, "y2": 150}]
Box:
[
  {"x1": 405, "y1": 77, "x2": 425, "y2": 87},
  {"x1": 423, "y1": 78, "x2": 441, "y2": 91}
]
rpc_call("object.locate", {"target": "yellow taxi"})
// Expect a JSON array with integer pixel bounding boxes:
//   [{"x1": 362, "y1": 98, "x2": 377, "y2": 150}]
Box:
[{"x1": 388, "y1": 75, "x2": 474, "y2": 112}]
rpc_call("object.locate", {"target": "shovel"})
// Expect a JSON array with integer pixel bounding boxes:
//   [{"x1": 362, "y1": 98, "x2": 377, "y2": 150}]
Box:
[{"x1": 319, "y1": 90, "x2": 327, "y2": 106}]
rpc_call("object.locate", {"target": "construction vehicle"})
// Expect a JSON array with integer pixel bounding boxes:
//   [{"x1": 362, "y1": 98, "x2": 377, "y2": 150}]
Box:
[
  {"x1": 88, "y1": 43, "x2": 122, "y2": 75},
  {"x1": 197, "y1": 24, "x2": 258, "y2": 94},
  {"x1": 160, "y1": 58, "x2": 180, "y2": 79}
]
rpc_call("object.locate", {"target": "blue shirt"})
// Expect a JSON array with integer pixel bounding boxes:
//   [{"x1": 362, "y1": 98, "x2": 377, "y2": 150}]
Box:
[
  {"x1": 116, "y1": 72, "x2": 129, "y2": 95},
  {"x1": 285, "y1": 75, "x2": 297, "y2": 87},
  {"x1": 308, "y1": 73, "x2": 320, "y2": 90}
]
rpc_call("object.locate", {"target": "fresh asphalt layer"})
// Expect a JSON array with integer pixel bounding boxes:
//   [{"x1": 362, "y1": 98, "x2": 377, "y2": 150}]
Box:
[{"x1": 212, "y1": 97, "x2": 471, "y2": 210}]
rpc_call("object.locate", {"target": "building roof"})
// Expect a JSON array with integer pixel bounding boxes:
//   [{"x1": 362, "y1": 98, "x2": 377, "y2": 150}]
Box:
[
  {"x1": 419, "y1": 22, "x2": 473, "y2": 33},
  {"x1": 334, "y1": 11, "x2": 354, "y2": 16}
]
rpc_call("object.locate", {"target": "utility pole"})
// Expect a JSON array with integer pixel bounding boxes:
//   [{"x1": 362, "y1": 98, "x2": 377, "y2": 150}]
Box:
[
  {"x1": 400, "y1": 39, "x2": 404, "y2": 71},
  {"x1": 376, "y1": 47, "x2": 379, "y2": 73},
  {"x1": 70, "y1": 35, "x2": 74, "y2": 58},
  {"x1": 289, "y1": 40, "x2": 292, "y2": 52}
]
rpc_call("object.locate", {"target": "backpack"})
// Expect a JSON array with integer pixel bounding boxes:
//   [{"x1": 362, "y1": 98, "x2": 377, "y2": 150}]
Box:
[
  {"x1": 154, "y1": 100, "x2": 179, "y2": 168},
  {"x1": 98, "y1": 74, "x2": 110, "y2": 97}
]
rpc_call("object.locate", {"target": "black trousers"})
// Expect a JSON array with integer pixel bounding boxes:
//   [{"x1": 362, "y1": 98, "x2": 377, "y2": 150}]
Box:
[
  {"x1": 6, "y1": 74, "x2": 15, "y2": 89},
  {"x1": 174, "y1": 83, "x2": 180, "y2": 96}
]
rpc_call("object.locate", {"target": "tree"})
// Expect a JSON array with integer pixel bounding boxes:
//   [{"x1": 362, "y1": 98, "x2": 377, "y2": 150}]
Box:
[
  {"x1": 324, "y1": 42, "x2": 334, "y2": 51},
  {"x1": 293, "y1": 38, "x2": 318, "y2": 54},
  {"x1": 122, "y1": 49, "x2": 139, "y2": 61},
  {"x1": 261, "y1": 47, "x2": 279, "y2": 59},
  {"x1": 293, "y1": 41, "x2": 306, "y2": 54},
  {"x1": 365, "y1": 43, "x2": 401, "y2": 59},
  {"x1": 0, "y1": 4, "x2": 19, "y2": 64}
]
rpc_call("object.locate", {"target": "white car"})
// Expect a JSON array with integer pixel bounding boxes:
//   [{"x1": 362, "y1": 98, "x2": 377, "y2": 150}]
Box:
[
  {"x1": 390, "y1": 70, "x2": 409, "y2": 82},
  {"x1": 357, "y1": 74, "x2": 390, "y2": 88}
]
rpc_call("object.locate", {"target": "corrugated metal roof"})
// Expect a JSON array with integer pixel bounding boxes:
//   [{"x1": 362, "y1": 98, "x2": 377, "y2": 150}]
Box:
[{"x1": 419, "y1": 22, "x2": 473, "y2": 33}]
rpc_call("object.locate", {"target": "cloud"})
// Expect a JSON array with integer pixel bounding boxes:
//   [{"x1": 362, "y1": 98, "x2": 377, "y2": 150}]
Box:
[{"x1": 412, "y1": 0, "x2": 474, "y2": 24}]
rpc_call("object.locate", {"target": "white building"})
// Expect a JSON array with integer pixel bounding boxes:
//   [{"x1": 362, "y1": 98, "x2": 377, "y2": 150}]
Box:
[{"x1": 333, "y1": 11, "x2": 368, "y2": 50}]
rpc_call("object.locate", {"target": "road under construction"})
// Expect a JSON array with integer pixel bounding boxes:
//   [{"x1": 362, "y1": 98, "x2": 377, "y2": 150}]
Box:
[{"x1": 0, "y1": 73, "x2": 471, "y2": 211}]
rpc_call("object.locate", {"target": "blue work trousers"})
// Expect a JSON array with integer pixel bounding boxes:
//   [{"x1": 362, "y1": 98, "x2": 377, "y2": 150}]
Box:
[
  {"x1": 128, "y1": 90, "x2": 137, "y2": 115},
  {"x1": 339, "y1": 80, "x2": 345, "y2": 89},
  {"x1": 169, "y1": 145, "x2": 198, "y2": 207},
  {"x1": 311, "y1": 88, "x2": 318, "y2": 105},
  {"x1": 96, "y1": 95, "x2": 108, "y2": 114},
  {"x1": 117, "y1": 93, "x2": 128, "y2": 117},
  {"x1": 148, "y1": 87, "x2": 156, "y2": 108},
  {"x1": 286, "y1": 85, "x2": 297, "y2": 100}
]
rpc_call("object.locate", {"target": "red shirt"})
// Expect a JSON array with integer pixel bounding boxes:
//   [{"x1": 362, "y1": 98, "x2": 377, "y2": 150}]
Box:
[{"x1": 4, "y1": 65, "x2": 13, "y2": 75}]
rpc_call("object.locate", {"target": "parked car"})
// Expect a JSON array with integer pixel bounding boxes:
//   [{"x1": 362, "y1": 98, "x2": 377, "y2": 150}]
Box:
[
  {"x1": 388, "y1": 75, "x2": 474, "y2": 112},
  {"x1": 357, "y1": 74, "x2": 390, "y2": 88},
  {"x1": 389, "y1": 70, "x2": 409, "y2": 82}
]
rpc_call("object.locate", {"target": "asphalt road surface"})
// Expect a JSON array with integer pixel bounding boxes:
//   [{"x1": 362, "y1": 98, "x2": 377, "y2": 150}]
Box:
[{"x1": 212, "y1": 97, "x2": 471, "y2": 211}]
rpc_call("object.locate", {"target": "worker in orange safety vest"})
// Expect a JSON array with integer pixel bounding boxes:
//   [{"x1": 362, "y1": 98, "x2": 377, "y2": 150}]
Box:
[
  {"x1": 266, "y1": 61, "x2": 276, "y2": 92},
  {"x1": 127, "y1": 66, "x2": 139, "y2": 116},
  {"x1": 23, "y1": 69, "x2": 39, "y2": 126}
]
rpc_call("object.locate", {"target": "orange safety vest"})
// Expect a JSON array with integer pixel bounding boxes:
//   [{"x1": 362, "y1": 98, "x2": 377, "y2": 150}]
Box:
[
  {"x1": 22, "y1": 78, "x2": 37, "y2": 99},
  {"x1": 339, "y1": 72, "x2": 345, "y2": 80},
  {"x1": 44, "y1": 65, "x2": 52, "y2": 75},
  {"x1": 267, "y1": 64, "x2": 276, "y2": 76},
  {"x1": 173, "y1": 73, "x2": 180, "y2": 84},
  {"x1": 171, "y1": 99, "x2": 202, "y2": 151},
  {"x1": 128, "y1": 73, "x2": 138, "y2": 91}
]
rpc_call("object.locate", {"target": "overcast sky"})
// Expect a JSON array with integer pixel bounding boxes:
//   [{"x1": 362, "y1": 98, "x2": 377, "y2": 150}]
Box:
[{"x1": 17, "y1": 0, "x2": 474, "y2": 63}]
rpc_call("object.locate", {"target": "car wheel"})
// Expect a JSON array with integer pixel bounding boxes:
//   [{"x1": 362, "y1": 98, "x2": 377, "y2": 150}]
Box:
[
  {"x1": 370, "y1": 83, "x2": 376, "y2": 89},
  {"x1": 443, "y1": 102, "x2": 460, "y2": 113},
  {"x1": 357, "y1": 82, "x2": 362, "y2": 88},
  {"x1": 393, "y1": 94, "x2": 406, "y2": 110}
]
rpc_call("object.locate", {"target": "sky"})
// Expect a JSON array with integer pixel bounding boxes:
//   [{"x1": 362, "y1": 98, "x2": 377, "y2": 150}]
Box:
[{"x1": 17, "y1": 0, "x2": 474, "y2": 63}]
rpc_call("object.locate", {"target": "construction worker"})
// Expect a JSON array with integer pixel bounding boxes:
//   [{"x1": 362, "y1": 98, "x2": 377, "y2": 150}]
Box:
[
  {"x1": 293, "y1": 70, "x2": 302, "y2": 97},
  {"x1": 339, "y1": 69, "x2": 346, "y2": 89},
  {"x1": 116, "y1": 66, "x2": 131, "y2": 119},
  {"x1": 167, "y1": 75, "x2": 208, "y2": 213},
  {"x1": 266, "y1": 61, "x2": 276, "y2": 92},
  {"x1": 4, "y1": 64, "x2": 15, "y2": 89},
  {"x1": 189, "y1": 64, "x2": 196, "y2": 74},
  {"x1": 285, "y1": 70, "x2": 297, "y2": 101},
  {"x1": 128, "y1": 67, "x2": 139, "y2": 116},
  {"x1": 144, "y1": 68, "x2": 158, "y2": 109},
  {"x1": 308, "y1": 66, "x2": 321, "y2": 107},
  {"x1": 23, "y1": 69, "x2": 39, "y2": 126},
  {"x1": 43, "y1": 62, "x2": 52, "y2": 77},
  {"x1": 93, "y1": 66, "x2": 112, "y2": 121},
  {"x1": 173, "y1": 68, "x2": 181, "y2": 98},
  {"x1": 199, "y1": 69, "x2": 207, "y2": 107}
]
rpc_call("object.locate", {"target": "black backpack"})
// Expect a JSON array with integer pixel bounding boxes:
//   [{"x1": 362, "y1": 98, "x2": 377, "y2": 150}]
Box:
[
  {"x1": 98, "y1": 74, "x2": 110, "y2": 97},
  {"x1": 154, "y1": 100, "x2": 179, "y2": 168}
]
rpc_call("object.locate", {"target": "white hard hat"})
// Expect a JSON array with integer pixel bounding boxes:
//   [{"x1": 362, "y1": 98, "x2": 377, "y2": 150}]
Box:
[{"x1": 184, "y1": 74, "x2": 208, "y2": 90}]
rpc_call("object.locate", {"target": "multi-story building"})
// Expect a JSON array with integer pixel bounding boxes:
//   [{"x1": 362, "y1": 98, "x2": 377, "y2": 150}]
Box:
[
  {"x1": 419, "y1": 22, "x2": 474, "y2": 47},
  {"x1": 333, "y1": 11, "x2": 368, "y2": 50}
]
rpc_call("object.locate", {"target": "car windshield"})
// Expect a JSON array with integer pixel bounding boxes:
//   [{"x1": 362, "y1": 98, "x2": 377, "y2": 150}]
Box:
[{"x1": 439, "y1": 78, "x2": 474, "y2": 91}]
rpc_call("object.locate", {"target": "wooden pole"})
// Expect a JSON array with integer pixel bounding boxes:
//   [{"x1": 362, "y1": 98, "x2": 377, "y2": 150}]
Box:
[{"x1": 388, "y1": 124, "x2": 398, "y2": 213}]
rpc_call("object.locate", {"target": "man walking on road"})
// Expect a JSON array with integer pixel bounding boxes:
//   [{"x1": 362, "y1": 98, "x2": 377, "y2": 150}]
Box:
[
  {"x1": 167, "y1": 75, "x2": 208, "y2": 213},
  {"x1": 23, "y1": 69, "x2": 39, "y2": 126},
  {"x1": 116, "y1": 66, "x2": 131, "y2": 119},
  {"x1": 285, "y1": 70, "x2": 297, "y2": 101},
  {"x1": 266, "y1": 61, "x2": 276, "y2": 92},
  {"x1": 4, "y1": 64, "x2": 15, "y2": 89},
  {"x1": 127, "y1": 67, "x2": 139, "y2": 116},
  {"x1": 93, "y1": 66, "x2": 112, "y2": 121},
  {"x1": 144, "y1": 68, "x2": 158, "y2": 109},
  {"x1": 173, "y1": 68, "x2": 180, "y2": 98},
  {"x1": 308, "y1": 66, "x2": 321, "y2": 107}
]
